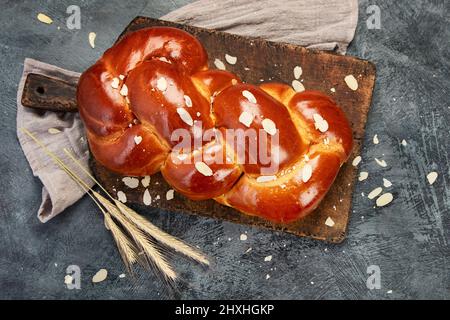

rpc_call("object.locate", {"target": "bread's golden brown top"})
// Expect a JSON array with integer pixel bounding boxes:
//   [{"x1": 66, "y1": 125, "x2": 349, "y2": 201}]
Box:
[{"x1": 77, "y1": 27, "x2": 353, "y2": 223}]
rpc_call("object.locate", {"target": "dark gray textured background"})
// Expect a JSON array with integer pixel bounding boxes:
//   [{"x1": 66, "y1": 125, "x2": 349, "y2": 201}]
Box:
[{"x1": 0, "y1": 0, "x2": 449, "y2": 299}]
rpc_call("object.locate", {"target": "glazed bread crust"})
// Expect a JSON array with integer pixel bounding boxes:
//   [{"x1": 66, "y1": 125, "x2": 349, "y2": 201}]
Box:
[{"x1": 77, "y1": 27, "x2": 353, "y2": 223}]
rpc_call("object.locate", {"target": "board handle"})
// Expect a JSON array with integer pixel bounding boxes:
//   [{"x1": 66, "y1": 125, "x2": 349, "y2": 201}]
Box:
[{"x1": 21, "y1": 73, "x2": 78, "y2": 112}]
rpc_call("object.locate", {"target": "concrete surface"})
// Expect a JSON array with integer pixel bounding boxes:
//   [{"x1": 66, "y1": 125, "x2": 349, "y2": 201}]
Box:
[{"x1": 0, "y1": 0, "x2": 449, "y2": 299}]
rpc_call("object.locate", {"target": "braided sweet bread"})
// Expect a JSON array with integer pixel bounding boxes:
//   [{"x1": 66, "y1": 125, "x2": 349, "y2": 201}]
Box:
[{"x1": 77, "y1": 27, "x2": 353, "y2": 223}]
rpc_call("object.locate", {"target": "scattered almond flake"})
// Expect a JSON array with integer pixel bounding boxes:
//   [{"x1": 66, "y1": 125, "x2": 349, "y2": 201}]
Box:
[
  {"x1": 225, "y1": 54, "x2": 237, "y2": 65},
  {"x1": 48, "y1": 128, "x2": 61, "y2": 134},
  {"x1": 256, "y1": 175, "x2": 276, "y2": 183},
  {"x1": 344, "y1": 74, "x2": 358, "y2": 91},
  {"x1": 141, "y1": 176, "x2": 150, "y2": 187},
  {"x1": 375, "y1": 158, "x2": 387, "y2": 167},
  {"x1": 302, "y1": 163, "x2": 313, "y2": 183},
  {"x1": 368, "y1": 187, "x2": 383, "y2": 199},
  {"x1": 64, "y1": 275, "x2": 73, "y2": 285},
  {"x1": 158, "y1": 57, "x2": 171, "y2": 63},
  {"x1": 312, "y1": 113, "x2": 329, "y2": 133},
  {"x1": 293, "y1": 66, "x2": 303, "y2": 79},
  {"x1": 155, "y1": 195, "x2": 160, "y2": 200},
  {"x1": 242, "y1": 90, "x2": 257, "y2": 103},
  {"x1": 231, "y1": 79, "x2": 238, "y2": 85},
  {"x1": 111, "y1": 77, "x2": 120, "y2": 89},
  {"x1": 244, "y1": 67, "x2": 250, "y2": 71},
  {"x1": 325, "y1": 217, "x2": 335, "y2": 227},
  {"x1": 330, "y1": 87, "x2": 336, "y2": 93},
  {"x1": 358, "y1": 171, "x2": 369, "y2": 181},
  {"x1": 352, "y1": 156, "x2": 362, "y2": 167},
  {"x1": 240, "y1": 234, "x2": 248, "y2": 241},
  {"x1": 262, "y1": 118, "x2": 277, "y2": 136},
  {"x1": 401, "y1": 139, "x2": 407, "y2": 146},
  {"x1": 134, "y1": 135, "x2": 142, "y2": 145},
  {"x1": 88, "y1": 32, "x2": 96, "y2": 48},
  {"x1": 387, "y1": 290, "x2": 393, "y2": 294},
  {"x1": 176, "y1": 108, "x2": 193, "y2": 126},
  {"x1": 117, "y1": 191, "x2": 127, "y2": 203},
  {"x1": 264, "y1": 255, "x2": 273, "y2": 262},
  {"x1": 427, "y1": 171, "x2": 438, "y2": 185},
  {"x1": 195, "y1": 161, "x2": 213, "y2": 176},
  {"x1": 383, "y1": 178, "x2": 392, "y2": 187},
  {"x1": 119, "y1": 74, "x2": 125, "y2": 80},
  {"x1": 373, "y1": 134, "x2": 379, "y2": 144},
  {"x1": 92, "y1": 269, "x2": 108, "y2": 283},
  {"x1": 119, "y1": 274, "x2": 126, "y2": 279},
  {"x1": 156, "y1": 77, "x2": 167, "y2": 91},
  {"x1": 37, "y1": 13, "x2": 53, "y2": 24},
  {"x1": 292, "y1": 79, "x2": 305, "y2": 92},
  {"x1": 376, "y1": 193, "x2": 394, "y2": 207},
  {"x1": 119, "y1": 84, "x2": 128, "y2": 96},
  {"x1": 122, "y1": 177, "x2": 139, "y2": 189},
  {"x1": 196, "y1": 112, "x2": 201, "y2": 117},
  {"x1": 214, "y1": 58, "x2": 226, "y2": 70},
  {"x1": 166, "y1": 189, "x2": 175, "y2": 200},
  {"x1": 143, "y1": 189, "x2": 152, "y2": 206},
  {"x1": 239, "y1": 111, "x2": 254, "y2": 127},
  {"x1": 323, "y1": 137, "x2": 330, "y2": 145},
  {"x1": 266, "y1": 274, "x2": 271, "y2": 280},
  {"x1": 183, "y1": 94, "x2": 192, "y2": 107}
]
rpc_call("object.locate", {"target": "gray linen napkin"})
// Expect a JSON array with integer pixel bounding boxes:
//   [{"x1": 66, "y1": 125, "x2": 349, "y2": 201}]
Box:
[{"x1": 17, "y1": 0, "x2": 358, "y2": 222}]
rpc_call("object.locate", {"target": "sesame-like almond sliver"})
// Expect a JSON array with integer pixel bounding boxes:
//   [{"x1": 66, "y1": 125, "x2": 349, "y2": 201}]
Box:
[
  {"x1": 239, "y1": 111, "x2": 254, "y2": 127},
  {"x1": 92, "y1": 269, "x2": 108, "y2": 283},
  {"x1": 376, "y1": 193, "x2": 393, "y2": 207},
  {"x1": 37, "y1": 13, "x2": 53, "y2": 24},
  {"x1": 225, "y1": 54, "x2": 237, "y2": 65},
  {"x1": 176, "y1": 108, "x2": 193, "y2": 126},
  {"x1": 294, "y1": 66, "x2": 302, "y2": 79},
  {"x1": 143, "y1": 189, "x2": 152, "y2": 205},
  {"x1": 184, "y1": 94, "x2": 192, "y2": 107},
  {"x1": 256, "y1": 175, "x2": 276, "y2": 183},
  {"x1": 368, "y1": 187, "x2": 383, "y2": 199},
  {"x1": 117, "y1": 191, "x2": 127, "y2": 203},
  {"x1": 302, "y1": 164, "x2": 313, "y2": 183},
  {"x1": 292, "y1": 80, "x2": 305, "y2": 92},
  {"x1": 88, "y1": 32, "x2": 96, "y2": 48},
  {"x1": 262, "y1": 118, "x2": 277, "y2": 136},
  {"x1": 195, "y1": 161, "x2": 213, "y2": 176},
  {"x1": 242, "y1": 90, "x2": 257, "y2": 103},
  {"x1": 122, "y1": 177, "x2": 139, "y2": 189},
  {"x1": 427, "y1": 171, "x2": 438, "y2": 185},
  {"x1": 214, "y1": 58, "x2": 226, "y2": 70},
  {"x1": 375, "y1": 158, "x2": 387, "y2": 167},
  {"x1": 352, "y1": 156, "x2": 362, "y2": 167},
  {"x1": 344, "y1": 75, "x2": 358, "y2": 90},
  {"x1": 325, "y1": 217, "x2": 335, "y2": 227},
  {"x1": 134, "y1": 135, "x2": 142, "y2": 145},
  {"x1": 358, "y1": 171, "x2": 369, "y2": 181},
  {"x1": 166, "y1": 189, "x2": 175, "y2": 200}
]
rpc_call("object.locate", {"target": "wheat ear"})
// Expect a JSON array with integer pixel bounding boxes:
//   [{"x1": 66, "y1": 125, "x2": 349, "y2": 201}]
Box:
[
  {"x1": 63, "y1": 148, "x2": 210, "y2": 266},
  {"x1": 20, "y1": 128, "x2": 138, "y2": 270}
]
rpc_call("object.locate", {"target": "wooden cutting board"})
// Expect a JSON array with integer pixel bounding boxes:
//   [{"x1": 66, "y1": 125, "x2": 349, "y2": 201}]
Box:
[{"x1": 22, "y1": 17, "x2": 376, "y2": 243}]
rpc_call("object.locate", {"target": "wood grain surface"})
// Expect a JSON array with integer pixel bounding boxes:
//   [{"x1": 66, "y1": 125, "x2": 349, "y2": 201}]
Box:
[{"x1": 22, "y1": 17, "x2": 376, "y2": 243}]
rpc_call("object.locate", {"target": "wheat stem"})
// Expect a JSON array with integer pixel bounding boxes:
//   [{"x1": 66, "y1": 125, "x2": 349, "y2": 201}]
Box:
[{"x1": 63, "y1": 148, "x2": 209, "y2": 266}]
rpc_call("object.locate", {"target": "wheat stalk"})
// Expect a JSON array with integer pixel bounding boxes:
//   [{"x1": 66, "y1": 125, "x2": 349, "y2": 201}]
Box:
[
  {"x1": 20, "y1": 128, "x2": 139, "y2": 270},
  {"x1": 93, "y1": 191, "x2": 177, "y2": 281},
  {"x1": 63, "y1": 148, "x2": 210, "y2": 266}
]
